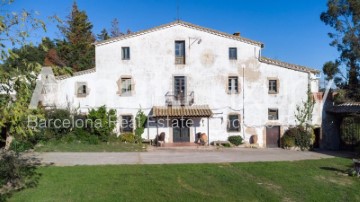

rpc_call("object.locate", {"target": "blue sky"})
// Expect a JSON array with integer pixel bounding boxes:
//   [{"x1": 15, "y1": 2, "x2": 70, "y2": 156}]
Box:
[{"x1": 9, "y1": 0, "x2": 338, "y2": 74}]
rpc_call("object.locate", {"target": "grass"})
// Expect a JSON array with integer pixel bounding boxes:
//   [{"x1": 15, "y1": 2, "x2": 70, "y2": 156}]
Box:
[
  {"x1": 34, "y1": 141, "x2": 146, "y2": 152},
  {"x1": 9, "y1": 158, "x2": 360, "y2": 201}
]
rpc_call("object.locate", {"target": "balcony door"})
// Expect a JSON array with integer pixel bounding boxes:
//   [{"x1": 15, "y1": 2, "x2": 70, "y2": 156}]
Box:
[{"x1": 174, "y1": 76, "x2": 186, "y2": 104}]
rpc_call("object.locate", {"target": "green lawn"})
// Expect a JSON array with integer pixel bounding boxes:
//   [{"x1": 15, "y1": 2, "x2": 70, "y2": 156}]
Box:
[
  {"x1": 34, "y1": 141, "x2": 146, "y2": 152},
  {"x1": 9, "y1": 158, "x2": 360, "y2": 201}
]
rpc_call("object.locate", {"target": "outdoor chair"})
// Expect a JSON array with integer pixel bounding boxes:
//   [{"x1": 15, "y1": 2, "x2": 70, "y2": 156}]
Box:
[{"x1": 155, "y1": 132, "x2": 165, "y2": 147}]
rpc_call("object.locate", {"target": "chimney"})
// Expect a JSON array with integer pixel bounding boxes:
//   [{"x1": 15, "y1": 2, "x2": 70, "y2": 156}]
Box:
[{"x1": 233, "y1": 32, "x2": 240, "y2": 36}]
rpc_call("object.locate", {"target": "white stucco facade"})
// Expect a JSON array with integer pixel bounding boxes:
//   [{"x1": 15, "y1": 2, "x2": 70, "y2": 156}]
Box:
[{"x1": 38, "y1": 21, "x2": 321, "y2": 147}]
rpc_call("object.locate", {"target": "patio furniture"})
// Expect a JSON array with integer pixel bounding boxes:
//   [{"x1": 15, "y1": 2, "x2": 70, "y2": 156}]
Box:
[{"x1": 155, "y1": 132, "x2": 166, "y2": 147}]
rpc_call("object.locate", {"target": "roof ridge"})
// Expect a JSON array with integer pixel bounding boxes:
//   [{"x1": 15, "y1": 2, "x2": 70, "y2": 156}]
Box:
[
  {"x1": 94, "y1": 20, "x2": 263, "y2": 47},
  {"x1": 260, "y1": 56, "x2": 319, "y2": 74}
]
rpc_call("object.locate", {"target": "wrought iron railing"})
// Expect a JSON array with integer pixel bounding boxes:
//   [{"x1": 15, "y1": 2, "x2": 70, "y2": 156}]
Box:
[{"x1": 165, "y1": 91, "x2": 194, "y2": 106}]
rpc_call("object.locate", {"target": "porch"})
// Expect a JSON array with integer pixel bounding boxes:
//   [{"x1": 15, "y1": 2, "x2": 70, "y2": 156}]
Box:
[{"x1": 150, "y1": 105, "x2": 213, "y2": 144}]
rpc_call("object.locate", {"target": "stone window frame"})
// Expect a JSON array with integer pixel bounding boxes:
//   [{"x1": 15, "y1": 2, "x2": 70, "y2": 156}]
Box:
[
  {"x1": 267, "y1": 77, "x2": 279, "y2": 94},
  {"x1": 229, "y1": 47, "x2": 237, "y2": 60},
  {"x1": 117, "y1": 76, "x2": 135, "y2": 96},
  {"x1": 120, "y1": 114, "x2": 134, "y2": 133},
  {"x1": 268, "y1": 108, "x2": 279, "y2": 120},
  {"x1": 121, "y1": 47, "x2": 130, "y2": 60},
  {"x1": 227, "y1": 113, "x2": 241, "y2": 132},
  {"x1": 227, "y1": 75, "x2": 240, "y2": 94},
  {"x1": 75, "y1": 82, "x2": 89, "y2": 98}
]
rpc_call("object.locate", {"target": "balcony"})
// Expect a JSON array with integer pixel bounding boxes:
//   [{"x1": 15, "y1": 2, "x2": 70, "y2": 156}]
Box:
[{"x1": 165, "y1": 91, "x2": 194, "y2": 106}]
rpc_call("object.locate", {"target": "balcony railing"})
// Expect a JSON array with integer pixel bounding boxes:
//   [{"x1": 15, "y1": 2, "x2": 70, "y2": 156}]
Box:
[{"x1": 165, "y1": 91, "x2": 194, "y2": 106}]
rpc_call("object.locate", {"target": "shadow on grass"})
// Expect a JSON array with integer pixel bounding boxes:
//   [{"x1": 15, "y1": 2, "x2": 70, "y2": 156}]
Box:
[
  {"x1": 312, "y1": 149, "x2": 357, "y2": 159},
  {"x1": 0, "y1": 151, "x2": 48, "y2": 201}
]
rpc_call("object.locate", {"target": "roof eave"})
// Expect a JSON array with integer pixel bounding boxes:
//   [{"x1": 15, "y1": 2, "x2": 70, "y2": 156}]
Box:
[{"x1": 94, "y1": 20, "x2": 263, "y2": 47}]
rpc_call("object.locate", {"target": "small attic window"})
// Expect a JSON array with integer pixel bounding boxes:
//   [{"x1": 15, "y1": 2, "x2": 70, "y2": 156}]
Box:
[{"x1": 76, "y1": 82, "x2": 88, "y2": 97}]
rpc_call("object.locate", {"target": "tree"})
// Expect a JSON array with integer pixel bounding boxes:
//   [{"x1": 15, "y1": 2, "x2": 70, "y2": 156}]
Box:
[
  {"x1": 110, "y1": 18, "x2": 123, "y2": 37},
  {"x1": 135, "y1": 109, "x2": 147, "y2": 143},
  {"x1": 0, "y1": 0, "x2": 46, "y2": 150},
  {"x1": 57, "y1": 1, "x2": 95, "y2": 71},
  {"x1": 1, "y1": 37, "x2": 55, "y2": 73},
  {"x1": 97, "y1": 28, "x2": 110, "y2": 41},
  {"x1": 321, "y1": 0, "x2": 360, "y2": 100},
  {"x1": 323, "y1": 61, "x2": 340, "y2": 81}
]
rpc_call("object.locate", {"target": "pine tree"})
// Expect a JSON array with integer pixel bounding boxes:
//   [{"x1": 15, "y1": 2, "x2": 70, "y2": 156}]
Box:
[
  {"x1": 57, "y1": 1, "x2": 95, "y2": 71},
  {"x1": 321, "y1": 0, "x2": 360, "y2": 100},
  {"x1": 110, "y1": 18, "x2": 123, "y2": 37},
  {"x1": 97, "y1": 28, "x2": 110, "y2": 41}
]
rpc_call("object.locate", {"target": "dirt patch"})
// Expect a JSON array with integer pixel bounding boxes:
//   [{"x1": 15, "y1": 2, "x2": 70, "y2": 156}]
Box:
[
  {"x1": 314, "y1": 175, "x2": 353, "y2": 186},
  {"x1": 201, "y1": 49, "x2": 216, "y2": 67},
  {"x1": 238, "y1": 58, "x2": 261, "y2": 83},
  {"x1": 177, "y1": 176, "x2": 211, "y2": 196}
]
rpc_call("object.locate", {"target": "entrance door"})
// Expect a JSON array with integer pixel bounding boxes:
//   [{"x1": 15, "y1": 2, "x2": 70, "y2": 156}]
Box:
[
  {"x1": 266, "y1": 126, "x2": 280, "y2": 148},
  {"x1": 174, "y1": 76, "x2": 186, "y2": 105},
  {"x1": 173, "y1": 118, "x2": 190, "y2": 142}
]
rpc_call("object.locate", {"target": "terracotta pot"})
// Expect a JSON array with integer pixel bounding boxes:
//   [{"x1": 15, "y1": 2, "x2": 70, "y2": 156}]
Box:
[{"x1": 250, "y1": 135, "x2": 258, "y2": 144}]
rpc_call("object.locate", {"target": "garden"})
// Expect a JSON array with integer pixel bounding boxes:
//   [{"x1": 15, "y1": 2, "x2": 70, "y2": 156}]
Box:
[{"x1": 7, "y1": 106, "x2": 147, "y2": 153}]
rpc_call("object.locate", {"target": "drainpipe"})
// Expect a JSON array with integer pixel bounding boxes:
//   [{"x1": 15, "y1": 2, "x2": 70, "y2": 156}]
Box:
[{"x1": 242, "y1": 59, "x2": 245, "y2": 140}]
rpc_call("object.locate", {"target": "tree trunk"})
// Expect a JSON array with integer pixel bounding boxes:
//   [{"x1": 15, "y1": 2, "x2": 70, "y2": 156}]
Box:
[{"x1": 5, "y1": 133, "x2": 13, "y2": 150}]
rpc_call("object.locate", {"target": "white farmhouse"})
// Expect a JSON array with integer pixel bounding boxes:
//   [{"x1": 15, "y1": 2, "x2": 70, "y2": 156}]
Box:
[{"x1": 36, "y1": 21, "x2": 321, "y2": 147}]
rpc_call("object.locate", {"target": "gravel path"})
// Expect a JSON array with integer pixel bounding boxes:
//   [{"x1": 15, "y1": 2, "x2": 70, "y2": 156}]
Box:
[{"x1": 28, "y1": 148, "x2": 342, "y2": 166}]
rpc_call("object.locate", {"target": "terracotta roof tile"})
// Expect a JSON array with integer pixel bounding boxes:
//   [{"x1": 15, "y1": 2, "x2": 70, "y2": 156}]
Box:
[
  {"x1": 152, "y1": 105, "x2": 213, "y2": 117},
  {"x1": 56, "y1": 68, "x2": 96, "y2": 80},
  {"x1": 327, "y1": 102, "x2": 360, "y2": 114},
  {"x1": 94, "y1": 20, "x2": 263, "y2": 47},
  {"x1": 260, "y1": 57, "x2": 320, "y2": 74}
]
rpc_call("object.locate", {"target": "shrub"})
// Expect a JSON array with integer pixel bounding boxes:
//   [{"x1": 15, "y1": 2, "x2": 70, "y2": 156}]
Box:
[
  {"x1": 87, "y1": 106, "x2": 117, "y2": 141},
  {"x1": 45, "y1": 109, "x2": 72, "y2": 139},
  {"x1": 120, "y1": 133, "x2": 135, "y2": 143},
  {"x1": 281, "y1": 132, "x2": 296, "y2": 148},
  {"x1": 0, "y1": 151, "x2": 40, "y2": 200},
  {"x1": 60, "y1": 133, "x2": 77, "y2": 143},
  {"x1": 283, "y1": 126, "x2": 313, "y2": 151},
  {"x1": 9, "y1": 139, "x2": 33, "y2": 153},
  {"x1": 228, "y1": 135, "x2": 243, "y2": 146},
  {"x1": 107, "y1": 134, "x2": 121, "y2": 143},
  {"x1": 87, "y1": 135, "x2": 100, "y2": 145}
]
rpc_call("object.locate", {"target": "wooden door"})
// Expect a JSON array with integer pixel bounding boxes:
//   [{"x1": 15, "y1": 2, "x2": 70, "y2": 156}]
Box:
[{"x1": 266, "y1": 126, "x2": 280, "y2": 148}]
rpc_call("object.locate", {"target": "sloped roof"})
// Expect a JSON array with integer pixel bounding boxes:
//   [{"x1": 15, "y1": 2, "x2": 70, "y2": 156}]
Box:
[
  {"x1": 327, "y1": 102, "x2": 360, "y2": 114},
  {"x1": 94, "y1": 20, "x2": 264, "y2": 47},
  {"x1": 260, "y1": 57, "x2": 320, "y2": 74},
  {"x1": 56, "y1": 68, "x2": 96, "y2": 80},
  {"x1": 152, "y1": 105, "x2": 213, "y2": 117}
]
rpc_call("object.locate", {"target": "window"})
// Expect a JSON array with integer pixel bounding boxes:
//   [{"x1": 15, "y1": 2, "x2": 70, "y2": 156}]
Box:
[
  {"x1": 121, "y1": 115, "x2": 133, "y2": 132},
  {"x1": 268, "y1": 109, "x2": 279, "y2": 120},
  {"x1": 76, "y1": 82, "x2": 87, "y2": 97},
  {"x1": 174, "y1": 76, "x2": 186, "y2": 97},
  {"x1": 268, "y1": 79, "x2": 278, "y2": 94},
  {"x1": 228, "y1": 76, "x2": 239, "y2": 94},
  {"x1": 229, "y1": 48, "x2": 237, "y2": 60},
  {"x1": 227, "y1": 114, "x2": 240, "y2": 132},
  {"x1": 175, "y1": 41, "x2": 185, "y2": 64},
  {"x1": 122, "y1": 47, "x2": 130, "y2": 60},
  {"x1": 121, "y1": 77, "x2": 132, "y2": 96}
]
